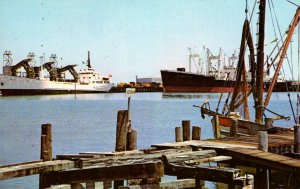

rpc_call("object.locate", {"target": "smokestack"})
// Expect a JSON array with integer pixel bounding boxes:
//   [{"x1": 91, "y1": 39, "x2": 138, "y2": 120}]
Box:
[{"x1": 87, "y1": 51, "x2": 91, "y2": 68}]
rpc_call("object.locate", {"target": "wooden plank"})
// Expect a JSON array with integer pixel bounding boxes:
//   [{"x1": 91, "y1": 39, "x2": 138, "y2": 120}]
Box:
[
  {"x1": 43, "y1": 160, "x2": 164, "y2": 185},
  {"x1": 159, "y1": 179, "x2": 195, "y2": 188},
  {"x1": 0, "y1": 160, "x2": 75, "y2": 180},
  {"x1": 220, "y1": 148, "x2": 300, "y2": 173},
  {"x1": 162, "y1": 150, "x2": 217, "y2": 163},
  {"x1": 80, "y1": 150, "x2": 144, "y2": 157},
  {"x1": 184, "y1": 156, "x2": 232, "y2": 165}
]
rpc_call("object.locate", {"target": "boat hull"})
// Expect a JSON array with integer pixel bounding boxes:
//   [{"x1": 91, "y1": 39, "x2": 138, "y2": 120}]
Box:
[
  {"x1": 161, "y1": 70, "x2": 295, "y2": 93},
  {"x1": 0, "y1": 75, "x2": 113, "y2": 96}
]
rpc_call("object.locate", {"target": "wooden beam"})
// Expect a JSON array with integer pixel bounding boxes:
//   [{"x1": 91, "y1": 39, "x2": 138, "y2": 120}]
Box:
[
  {"x1": 162, "y1": 150, "x2": 217, "y2": 164},
  {"x1": 43, "y1": 160, "x2": 164, "y2": 185},
  {"x1": 184, "y1": 155, "x2": 232, "y2": 165},
  {"x1": 160, "y1": 179, "x2": 195, "y2": 188},
  {"x1": 0, "y1": 160, "x2": 75, "y2": 180}
]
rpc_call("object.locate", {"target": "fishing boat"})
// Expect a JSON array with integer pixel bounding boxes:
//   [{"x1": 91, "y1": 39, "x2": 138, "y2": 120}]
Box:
[
  {"x1": 196, "y1": 0, "x2": 300, "y2": 137},
  {"x1": 0, "y1": 51, "x2": 113, "y2": 96}
]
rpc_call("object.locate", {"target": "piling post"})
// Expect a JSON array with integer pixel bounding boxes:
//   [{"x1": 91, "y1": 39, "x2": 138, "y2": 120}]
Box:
[
  {"x1": 294, "y1": 125, "x2": 300, "y2": 153},
  {"x1": 175, "y1": 127, "x2": 183, "y2": 142},
  {"x1": 230, "y1": 120, "x2": 238, "y2": 138},
  {"x1": 264, "y1": 118, "x2": 273, "y2": 128},
  {"x1": 256, "y1": 131, "x2": 269, "y2": 189},
  {"x1": 192, "y1": 126, "x2": 201, "y2": 140},
  {"x1": 127, "y1": 129, "x2": 137, "y2": 150},
  {"x1": 40, "y1": 123, "x2": 52, "y2": 161},
  {"x1": 39, "y1": 123, "x2": 52, "y2": 189},
  {"x1": 182, "y1": 120, "x2": 190, "y2": 141},
  {"x1": 214, "y1": 115, "x2": 221, "y2": 139},
  {"x1": 115, "y1": 110, "x2": 129, "y2": 152}
]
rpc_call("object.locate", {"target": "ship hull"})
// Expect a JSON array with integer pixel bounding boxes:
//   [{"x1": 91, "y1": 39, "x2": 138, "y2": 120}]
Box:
[
  {"x1": 161, "y1": 70, "x2": 295, "y2": 93},
  {"x1": 161, "y1": 70, "x2": 235, "y2": 93},
  {"x1": 0, "y1": 75, "x2": 113, "y2": 96}
]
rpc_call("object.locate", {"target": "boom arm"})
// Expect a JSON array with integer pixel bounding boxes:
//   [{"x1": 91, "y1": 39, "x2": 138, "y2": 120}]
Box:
[{"x1": 264, "y1": 7, "x2": 300, "y2": 107}]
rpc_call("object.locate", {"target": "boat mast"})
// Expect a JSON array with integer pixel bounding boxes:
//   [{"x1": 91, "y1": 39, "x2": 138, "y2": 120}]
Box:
[{"x1": 255, "y1": 0, "x2": 266, "y2": 124}]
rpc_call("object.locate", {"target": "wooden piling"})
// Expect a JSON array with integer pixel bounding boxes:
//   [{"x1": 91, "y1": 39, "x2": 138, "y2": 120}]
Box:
[
  {"x1": 214, "y1": 115, "x2": 221, "y2": 139},
  {"x1": 257, "y1": 131, "x2": 269, "y2": 189},
  {"x1": 40, "y1": 123, "x2": 52, "y2": 161},
  {"x1": 175, "y1": 127, "x2": 183, "y2": 142},
  {"x1": 115, "y1": 110, "x2": 129, "y2": 152},
  {"x1": 127, "y1": 129, "x2": 137, "y2": 151},
  {"x1": 294, "y1": 125, "x2": 300, "y2": 153},
  {"x1": 264, "y1": 118, "x2": 273, "y2": 128},
  {"x1": 230, "y1": 120, "x2": 238, "y2": 138},
  {"x1": 192, "y1": 126, "x2": 201, "y2": 140},
  {"x1": 39, "y1": 123, "x2": 52, "y2": 189},
  {"x1": 182, "y1": 120, "x2": 190, "y2": 141}
]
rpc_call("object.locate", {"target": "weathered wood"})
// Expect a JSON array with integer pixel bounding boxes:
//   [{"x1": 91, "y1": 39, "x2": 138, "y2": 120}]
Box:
[
  {"x1": 175, "y1": 127, "x2": 183, "y2": 142},
  {"x1": 115, "y1": 110, "x2": 129, "y2": 152},
  {"x1": 182, "y1": 120, "x2": 190, "y2": 141},
  {"x1": 192, "y1": 126, "x2": 201, "y2": 140},
  {"x1": 127, "y1": 129, "x2": 137, "y2": 151},
  {"x1": 71, "y1": 183, "x2": 84, "y2": 189},
  {"x1": 184, "y1": 155, "x2": 232, "y2": 165},
  {"x1": 114, "y1": 180, "x2": 124, "y2": 189},
  {"x1": 294, "y1": 125, "x2": 300, "y2": 153},
  {"x1": 103, "y1": 181, "x2": 112, "y2": 189},
  {"x1": 160, "y1": 179, "x2": 195, "y2": 188},
  {"x1": 86, "y1": 181, "x2": 95, "y2": 189},
  {"x1": 0, "y1": 160, "x2": 75, "y2": 180},
  {"x1": 230, "y1": 120, "x2": 238, "y2": 138},
  {"x1": 162, "y1": 150, "x2": 217, "y2": 164},
  {"x1": 258, "y1": 131, "x2": 268, "y2": 152},
  {"x1": 264, "y1": 118, "x2": 273, "y2": 128},
  {"x1": 43, "y1": 160, "x2": 164, "y2": 185},
  {"x1": 40, "y1": 123, "x2": 52, "y2": 161},
  {"x1": 214, "y1": 115, "x2": 221, "y2": 139},
  {"x1": 218, "y1": 148, "x2": 300, "y2": 174}
]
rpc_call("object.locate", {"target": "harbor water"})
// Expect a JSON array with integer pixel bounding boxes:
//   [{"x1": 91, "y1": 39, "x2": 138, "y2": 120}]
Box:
[{"x1": 0, "y1": 92, "x2": 298, "y2": 188}]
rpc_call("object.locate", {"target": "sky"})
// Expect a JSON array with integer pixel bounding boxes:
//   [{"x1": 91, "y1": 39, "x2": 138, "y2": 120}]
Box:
[{"x1": 0, "y1": 0, "x2": 299, "y2": 83}]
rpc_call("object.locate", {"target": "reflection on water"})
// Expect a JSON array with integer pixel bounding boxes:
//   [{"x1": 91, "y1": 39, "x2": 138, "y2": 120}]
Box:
[{"x1": 162, "y1": 92, "x2": 221, "y2": 100}]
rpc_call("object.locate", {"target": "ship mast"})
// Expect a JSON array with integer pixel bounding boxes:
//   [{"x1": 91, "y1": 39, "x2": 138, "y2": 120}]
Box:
[{"x1": 255, "y1": 0, "x2": 266, "y2": 124}]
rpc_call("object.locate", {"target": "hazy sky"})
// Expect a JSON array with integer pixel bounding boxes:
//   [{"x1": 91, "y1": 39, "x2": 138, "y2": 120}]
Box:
[{"x1": 0, "y1": 0, "x2": 298, "y2": 82}]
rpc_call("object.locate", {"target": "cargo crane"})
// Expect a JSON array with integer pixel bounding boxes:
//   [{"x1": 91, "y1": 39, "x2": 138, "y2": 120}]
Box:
[
  {"x1": 57, "y1": 64, "x2": 79, "y2": 82},
  {"x1": 11, "y1": 59, "x2": 35, "y2": 79},
  {"x1": 42, "y1": 61, "x2": 58, "y2": 81}
]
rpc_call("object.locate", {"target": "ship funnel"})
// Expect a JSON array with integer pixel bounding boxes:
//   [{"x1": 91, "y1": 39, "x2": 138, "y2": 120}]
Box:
[{"x1": 87, "y1": 51, "x2": 91, "y2": 68}]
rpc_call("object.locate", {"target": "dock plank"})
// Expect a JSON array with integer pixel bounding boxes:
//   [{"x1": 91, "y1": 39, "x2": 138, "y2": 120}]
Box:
[{"x1": 0, "y1": 160, "x2": 75, "y2": 180}]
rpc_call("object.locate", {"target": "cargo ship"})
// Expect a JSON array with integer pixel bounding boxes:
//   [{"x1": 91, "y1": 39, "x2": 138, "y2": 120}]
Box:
[
  {"x1": 161, "y1": 48, "x2": 295, "y2": 93},
  {"x1": 0, "y1": 51, "x2": 113, "y2": 96}
]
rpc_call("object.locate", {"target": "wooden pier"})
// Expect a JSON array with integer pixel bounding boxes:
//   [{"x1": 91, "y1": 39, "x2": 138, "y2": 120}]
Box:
[{"x1": 1, "y1": 116, "x2": 300, "y2": 188}]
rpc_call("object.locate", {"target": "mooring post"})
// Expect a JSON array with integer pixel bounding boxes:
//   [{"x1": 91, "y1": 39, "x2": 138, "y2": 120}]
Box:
[
  {"x1": 257, "y1": 131, "x2": 269, "y2": 189},
  {"x1": 230, "y1": 120, "x2": 238, "y2": 138},
  {"x1": 192, "y1": 126, "x2": 201, "y2": 140},
  {"x1": 127, "y1": 129, "x2": 137, "y2": 150},
  {"x1": 214, "y1": 115, "x2": 221, "y2": 139},
  {"x1": 294, "y1": 125, "x2": 300, "y2": 153},
  {"x1": 264, "y1": 118, "x2": 273, "y2": 128},
  {"x1": 39, "y1": 123, "x2": 52, "y2": 189},
  {"x1": 175, "y1": 127, "x2": 183, "y2": 142},
  {"x1": 182, "y1": 120, "x2": 190, "y2": 141},
  {"x1": 40, "y1": 123, "x2": 52, "y2": 161},
  {"x1": 115, "y1": 110, "x2": 129, "y2": 152}
]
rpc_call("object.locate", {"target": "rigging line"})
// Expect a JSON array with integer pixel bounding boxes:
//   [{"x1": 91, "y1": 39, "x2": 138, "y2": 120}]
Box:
[
  {"x1": 288, "y1": 93, "x2": 297, "y2": 124},
  {"x1": 286, "y1": 0, "x2": 300, "y2": 7},
  {"x1": 270, "y1": 0, "x2": 294, "y2": 80}
]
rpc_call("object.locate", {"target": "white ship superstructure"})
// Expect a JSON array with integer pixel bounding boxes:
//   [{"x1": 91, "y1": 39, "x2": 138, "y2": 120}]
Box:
[{"x1": 0, "y1": 51, "x2": 113, "y2": 96}]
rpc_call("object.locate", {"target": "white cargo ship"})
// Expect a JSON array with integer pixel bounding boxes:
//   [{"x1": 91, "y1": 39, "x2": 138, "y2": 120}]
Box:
[{"x1": 0, "y1": 51, "x2": 113, "y2": 96}]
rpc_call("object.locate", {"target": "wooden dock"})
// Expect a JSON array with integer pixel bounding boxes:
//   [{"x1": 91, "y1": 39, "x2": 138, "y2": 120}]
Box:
[{"x1": 1, "y1": 116, "x2": 300, "y2": 188}]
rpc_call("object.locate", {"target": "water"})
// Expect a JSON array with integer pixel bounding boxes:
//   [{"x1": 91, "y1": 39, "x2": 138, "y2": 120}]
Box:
[{"x1": 0, "y1": 92, "x2": 298, "y2": 188}]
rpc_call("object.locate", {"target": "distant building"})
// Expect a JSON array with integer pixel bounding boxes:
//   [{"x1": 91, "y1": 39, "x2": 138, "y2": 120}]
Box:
[{"x1": 136, "y1": 76, "x2": 162, "y2": 84}]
